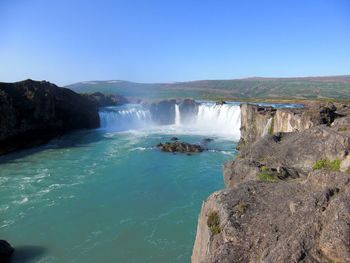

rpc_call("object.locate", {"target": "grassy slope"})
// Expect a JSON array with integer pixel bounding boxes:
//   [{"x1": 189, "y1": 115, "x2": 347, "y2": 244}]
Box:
[{"x1": 66, "y1": 76, "x2": 350, "y2": 100}]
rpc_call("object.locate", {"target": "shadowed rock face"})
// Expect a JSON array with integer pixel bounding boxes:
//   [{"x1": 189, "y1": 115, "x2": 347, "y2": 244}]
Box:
[
  {"x1": 0, "y1": 240, "x2": 14, "y2": 262},
  {"x1": 193, "y1": 102, "x2": 350, "y2": 263},
  {"x1": 149, "y1": 100, "x2": 176, "y2": 125},
  {"x1": 0, "y1": 79, "x2": 100, "y2": 155},
  {"x1": 179, "y1": 99, "x2": 199, "y2": 124}
]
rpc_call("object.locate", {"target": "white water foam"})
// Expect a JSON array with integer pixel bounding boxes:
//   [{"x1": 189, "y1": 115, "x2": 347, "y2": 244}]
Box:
[
  {"x1": 99, "y1": 105, "x2": 152, "y2": 131},
  {"x1": 99, "y1": 102, "x2": 241, "y2": 139}
]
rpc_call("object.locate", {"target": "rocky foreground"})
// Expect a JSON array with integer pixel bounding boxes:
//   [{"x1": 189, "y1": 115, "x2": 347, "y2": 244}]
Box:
[{"x1": 192, "y1": 102, "x2": 350, "y2": 263}]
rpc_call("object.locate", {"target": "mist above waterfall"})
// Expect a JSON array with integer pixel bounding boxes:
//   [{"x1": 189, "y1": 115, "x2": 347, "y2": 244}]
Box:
[{"x1": 99, "y1": 101, "x2": 241, "y2": 140}]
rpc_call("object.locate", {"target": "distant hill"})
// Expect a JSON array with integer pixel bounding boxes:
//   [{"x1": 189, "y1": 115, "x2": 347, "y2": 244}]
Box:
[{"x1": 66, "y1": 75, "x2": 350, "y2": 100}]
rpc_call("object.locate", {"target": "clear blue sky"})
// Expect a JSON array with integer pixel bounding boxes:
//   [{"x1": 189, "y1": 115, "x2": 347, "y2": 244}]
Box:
[{"x1": 0, "y1": 0, "x2": 349, "y2": 86}]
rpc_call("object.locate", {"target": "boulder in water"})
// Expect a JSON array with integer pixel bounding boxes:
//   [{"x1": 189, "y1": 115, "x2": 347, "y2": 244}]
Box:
[
  {"x1": 157, "y1": 141, "x2": 204, "y2": 153},
  {"x1": 170, "y1": 137, "x2": 179, "y2": 141},
  {"x1": 0, "y1": 240, "x2": 14, "y2": 262}
]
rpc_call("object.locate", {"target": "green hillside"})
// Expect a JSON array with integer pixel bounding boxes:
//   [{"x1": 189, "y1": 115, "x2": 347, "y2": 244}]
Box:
[{"x1": 66, "y1": 76, "x2": 350, "y2": 100}]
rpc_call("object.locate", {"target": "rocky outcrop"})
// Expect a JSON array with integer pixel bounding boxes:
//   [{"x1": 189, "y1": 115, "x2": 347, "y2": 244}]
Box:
[
  {"x1": 192, "y1": 170, "x2": 350, "y2": 263},
  {"x1": 238, "y1": 102, "x2": 339, "y2": 149},
  {"x1": 157, "y1": 141, "x2": 203, "y2": 153},
  {"x1": 82, "y1": 92, "x2": 128, "y2": 107},
  {"x1": 193, "y1": 102, "x2": 350, "y2": 263},
  {"x1": 238, "y1": 104, "x2": 276, "y2": 149},
  {"x1": 224, "y1": 123, "x2": 350, "y2": 187},
  {"x1": 0, "y1": 79, "x2": 99, "y2": 154},
  {"x1": 0, "y1": 240, "x2": 14, "y2": 262},
  {"x1": 274, "y1": 103, "x2": 337, "y2": 133},
  {"x1": 149, "y1": 100, "x2": 176, "y2": 125}
]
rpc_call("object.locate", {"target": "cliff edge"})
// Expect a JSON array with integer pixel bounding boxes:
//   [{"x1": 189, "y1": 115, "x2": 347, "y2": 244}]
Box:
[
  {"x1": 0, "y1": 79, "x2": 100, "y2": 155},
  {"x1": 192, "y1": 102, "x2": 350, "y2": 263}
]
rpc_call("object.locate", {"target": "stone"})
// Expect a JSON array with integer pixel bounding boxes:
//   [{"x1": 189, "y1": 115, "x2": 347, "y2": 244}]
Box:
[
  {"x1": 157, "y1": 141, "x2": 203, "y2": 153},
  {"x1": 0, "y1": 240, "x2": 14, "y2": 262}
]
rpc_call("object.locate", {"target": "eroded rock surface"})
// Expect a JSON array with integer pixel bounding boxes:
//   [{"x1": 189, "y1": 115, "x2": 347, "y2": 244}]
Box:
[
  {"x1": 193, "y1": 102, "x2": 350, "y2": 263},
  {"x1": 192, "y1": 171, "x2": 350, "y2": 263},
  {"x1": 238, "y1": 102, "x2": 339, "y2": 150}
]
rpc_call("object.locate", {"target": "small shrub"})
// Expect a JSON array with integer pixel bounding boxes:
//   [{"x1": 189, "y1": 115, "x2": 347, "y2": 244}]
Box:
[
  {"x1": 258, "y1": 172, "x2": 277, "y2": 182},
  {"x1": 312, "y1": 159, "x2": 341, "y2": 171},
  {"x1": 338, "y1": 127, "x2": 347, "y2": 132},
  {"x1": 207, "y1": 211, "x2": 221, "y2": 235},
  {"x1": 235, "y1": 200, "x2": 247, "y2": 214},
  {"x1": 260, "y1": 165, "x2": 269, "y2": 172}
]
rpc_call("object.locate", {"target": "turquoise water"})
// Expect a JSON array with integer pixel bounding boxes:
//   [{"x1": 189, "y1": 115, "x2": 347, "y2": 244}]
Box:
[{"x1": 0, "y1": 126, "x2": 237, "y2": 262}]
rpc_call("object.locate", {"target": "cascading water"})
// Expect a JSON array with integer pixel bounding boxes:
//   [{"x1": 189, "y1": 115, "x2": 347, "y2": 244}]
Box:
[
  {"x1": 175, "y1": 104, "x2": 181, "y2": 126},
  {"x1": 192, "y1": 104, "x2": 241, "y2": 139},
  {"x1": 99, "y1": 105, "x2": 152, "y2": 131},
  {"x1": 98, "y1": 102, "x2": 241, "y2": 139}
]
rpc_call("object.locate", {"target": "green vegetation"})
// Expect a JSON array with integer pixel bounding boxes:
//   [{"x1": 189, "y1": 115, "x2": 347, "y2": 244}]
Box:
[
  {"x1": 258, "y1": 166, "x2": 278, "y2": 181},
  {"x1": 207, "y1": 211, "x2": 221, "y2": 235},
  {"x1": 258, "y1": 172, "x2": 278, "y2": 182},
  {"x1": 268, "y1": 117, "x2": 274, "y2": 135},
  {"x1": 66, "y1": 76, "x2": 350, "y2": 100},
  {"x1": 312, "y1": 159, "x2": 341, "y2": 171},
  {"x1": 338, "y1": 127, "x2": 347, "y2": 132},
  {"x1": 260, "y1": 165, "x2": 269, "y2": 172}
]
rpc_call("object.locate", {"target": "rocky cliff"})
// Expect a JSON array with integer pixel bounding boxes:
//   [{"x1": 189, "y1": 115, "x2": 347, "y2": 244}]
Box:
[
  {"x1": 0, "y1": 79, "x2": 100, "y2": 155},
  {"x1": 192, "y1": 102, "x2": 350, "y2": 263},
  {"x1": 238, "y1": 102, "x2": 338, "y2": 149},
  {"x1": 82, "y1": 92, "x2": 128, "y2": 107}
]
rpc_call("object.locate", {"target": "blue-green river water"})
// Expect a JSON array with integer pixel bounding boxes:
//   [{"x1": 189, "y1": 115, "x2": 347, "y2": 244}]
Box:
[{"x1": 0, "y1": 103, "x2": 240, "y2": 262}]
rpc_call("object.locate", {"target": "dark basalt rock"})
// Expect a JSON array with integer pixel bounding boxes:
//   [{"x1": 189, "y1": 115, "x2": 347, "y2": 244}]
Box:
[
  {"x1": 157, "y1": 141, "x2": 204, "y2": 153},
  {"x1": 83, "y1": 92, "x2": 128, "y2": 107},
  {"x1": 0, "y1": 240, "x2": 14, "y2": 262},
  {"x1": 150, "y1": 100, "x2": 176, "y2": 125},
  {"x1": 179, "y1": 99, "x2": 199, "y2": 124},
  {"x1": 0, "y1": 79, "x2": 100, "y2": 155},
  {"x1": 215, "y1": 100, "x2": 226, "y2": 105}
]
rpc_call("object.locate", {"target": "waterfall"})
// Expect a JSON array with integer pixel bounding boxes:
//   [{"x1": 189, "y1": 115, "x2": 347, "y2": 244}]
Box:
[
  {"x1": 262, "y1": 117, "x2": 273, "y2": 136},
  {"x1": 175, "y1": 104, "x2": 181, "y2": 126},
  {"x1": 99, "y1": 105, "x2": 152, "y2": 131},
  {"x1": 98, "y1": 102, "x2": 241, "y2": 139},
  {"x1": 192, "y1": 104, "x2": 241, "y2": 138}
]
